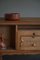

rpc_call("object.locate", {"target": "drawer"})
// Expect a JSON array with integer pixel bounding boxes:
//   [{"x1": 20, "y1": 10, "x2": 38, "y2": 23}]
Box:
[
  {"x1": 20, "y1": 36, "x2": 40, "y2": 50},
  {"x1": 18, "y1": 30, "x2": 40, "y2": 36},
  {"x1": 17, "y1": 30, "x2": 40, "y2": 50}
]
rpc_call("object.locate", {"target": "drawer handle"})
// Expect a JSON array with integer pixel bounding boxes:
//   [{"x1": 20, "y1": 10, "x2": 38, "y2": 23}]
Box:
[
  {"x1": 33, "y1": 33, "x2": 35, "y2": 36},
  {"x1": 32, "y1": 33, "x2": 35, "y2": 38},
  {"x1": 31, "y1": 43, "x2": 36, "y2": 47},
  {"x1": 19, "y1": 39, "x2": 23, "y2": 47}
]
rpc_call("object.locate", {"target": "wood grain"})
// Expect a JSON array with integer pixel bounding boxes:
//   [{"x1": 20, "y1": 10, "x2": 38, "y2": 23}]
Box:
[
  {"x1": 0, "y1": 50, "x2": 40, "y2": 55},
  {"x1": 0, "y1": 17, "x2": 40, "y2": 56},
  {"x1": 0, "y1": 18, "x2": 40, "y2": 25}
]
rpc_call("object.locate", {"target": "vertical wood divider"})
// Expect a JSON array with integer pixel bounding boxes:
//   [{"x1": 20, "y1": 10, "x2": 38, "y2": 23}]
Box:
[{"x1": 15, "y1": 25, "x2": 18, "y2": 50}]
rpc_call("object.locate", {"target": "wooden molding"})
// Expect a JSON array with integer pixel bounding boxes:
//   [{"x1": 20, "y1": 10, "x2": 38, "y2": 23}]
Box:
[
  {"x1": 0, "y1": 17, "x2": 40, "y2": 25},
  {"x1": 0, "y1": 50, "x2": 40, "y2": 55}
]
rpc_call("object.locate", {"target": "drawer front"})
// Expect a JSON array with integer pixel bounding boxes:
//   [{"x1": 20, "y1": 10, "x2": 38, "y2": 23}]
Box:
[
  {"x1": 20, "y1": 36, "x2": 40, "y2": 50},
  {"x1": 18, "y1": 30, "x2": 40, "y2": 50}
]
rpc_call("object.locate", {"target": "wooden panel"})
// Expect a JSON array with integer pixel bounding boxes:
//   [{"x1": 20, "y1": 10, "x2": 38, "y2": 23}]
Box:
[
  {"x1": 20, "y1": 36, "x2": 40, "y2": 50},
  {"x1": 18, "y1": 25, "x2": 40, "y2": 30},
  {"x1": 18, "y1": 30, "x2": 40, "y2": 36},
  {"x1": 17, "y1": 30, "x2": 40, "y2": 50}
]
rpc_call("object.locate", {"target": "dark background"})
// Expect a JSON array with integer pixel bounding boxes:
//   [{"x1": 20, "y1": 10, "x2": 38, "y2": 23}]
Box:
[{"x1": 2, "y1": 54, "x2": 40, "y2": 60}]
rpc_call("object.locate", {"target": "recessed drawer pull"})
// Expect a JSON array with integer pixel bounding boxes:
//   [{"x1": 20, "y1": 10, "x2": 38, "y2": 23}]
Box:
[
  {"x1": 31, "y1": 43, "x2": 36, "y2": 47},
  {"x1": 33, "y1": 32, "x2": 35, "y2": 36},
  {"x1": 32, "y1": 33, "x2": 35, "y2": 38},
  {"x1": 19, "y1": 39, "x2": 24, "y2": 47}
]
